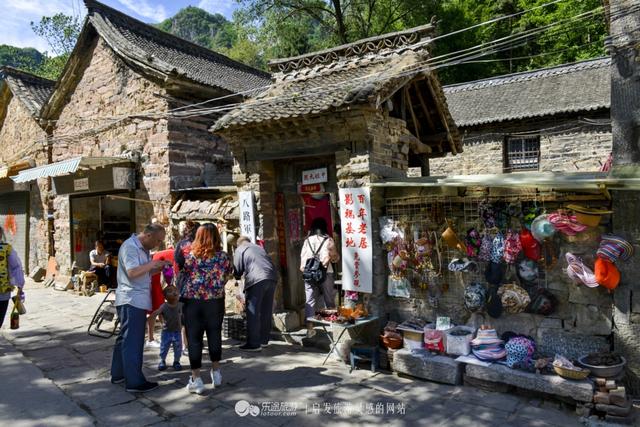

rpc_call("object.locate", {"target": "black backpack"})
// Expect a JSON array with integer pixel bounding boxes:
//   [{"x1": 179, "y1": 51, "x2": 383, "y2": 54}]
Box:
[{"x1": 302, "y1": 237, "x2": 328, "y2": 285}]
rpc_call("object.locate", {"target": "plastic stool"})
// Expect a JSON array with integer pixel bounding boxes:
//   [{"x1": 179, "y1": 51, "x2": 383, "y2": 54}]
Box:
[{"x1": 349, "y1": 344, "x2": 378, "y2": 373}]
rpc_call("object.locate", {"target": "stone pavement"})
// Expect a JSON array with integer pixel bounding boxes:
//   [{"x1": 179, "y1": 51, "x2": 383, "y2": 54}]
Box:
[{"x1": 0, "y1": 280, "x2": 587, "y2": 427}]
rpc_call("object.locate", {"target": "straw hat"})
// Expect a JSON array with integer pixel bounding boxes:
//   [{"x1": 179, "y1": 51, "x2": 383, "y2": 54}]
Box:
[
  {"x1": 597, "y1": 234, "x2": 634, "y2": 263},
  {"x1": 565, "y1": 252, "x2": 599, "y2": 288},
  {"x1": 594, "y1": 257, "x2": 621, "y2": 290},
  {"x1": 471, "y1": 328, "x2": 503, "y2": 346},
  {"x1": 566, "y1": 204, "x2": 612, "y2": 227},
  {"x1": 442, "y1": 225, "x2": 467, "y2": 254}
]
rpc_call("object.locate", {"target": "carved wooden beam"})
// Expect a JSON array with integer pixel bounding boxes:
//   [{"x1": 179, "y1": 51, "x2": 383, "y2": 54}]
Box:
[
  {"x1": 404, "y1": 86, "x2": 420, "y2": 141},
  {"x1": 425, "y1": 77, "x2": 457, "y2": 155}
]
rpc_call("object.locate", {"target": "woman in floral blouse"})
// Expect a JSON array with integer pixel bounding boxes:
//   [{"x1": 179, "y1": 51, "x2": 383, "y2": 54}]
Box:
[{"x1": 181, "y1": 223, "x2": 232, "y2": 394}]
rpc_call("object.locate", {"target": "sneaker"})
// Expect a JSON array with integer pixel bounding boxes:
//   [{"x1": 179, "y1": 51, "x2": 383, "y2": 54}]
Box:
[
  {"x1": 173, "y1": 362, "x2": 182, "y2": 371},
  {"x1": 110, "y1": 377, "x2": 125, "y2": 385},
  {"x1": 186, "y1": 377, "x2": 205, "y2": 395},
  {"x1": 145, "y1": 340, "x2": 161, "y2": 348},
  {"x1": 261, "y1": 343, "x2": 269, "y2": 348},
  {"x1": 239, "y1": 344, "x2": 262, "y2": 352},
  {"x1": 182, "y1": 347, "x2": 189, "y2": 356},
  {"x1": 210, "y1": 369, "x2": 222, "y2": 387},
  {"x1": 126, "y1": 381, "x2": 159, "y2": 393},
  {"x1": 158, "y1": 360, "x2": 167, "y2": 371}
]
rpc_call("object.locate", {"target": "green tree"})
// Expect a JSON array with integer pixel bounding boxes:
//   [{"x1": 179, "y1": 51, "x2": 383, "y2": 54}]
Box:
[
  {"x1": 0, "y1": 45, "x2": 45, "y2": 71},
  {"x1": 157, "y1": 6, "x2": 233, "y2": 49},
  {"x1": 31, "y1": 13, "x2": 81, "y2": 56},
  {"x1": 29, "y1": 13, "x2": 82, "y2": 79}
]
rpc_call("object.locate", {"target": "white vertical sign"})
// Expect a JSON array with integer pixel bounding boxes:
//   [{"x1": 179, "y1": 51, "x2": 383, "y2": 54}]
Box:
[
  {"x1": 339, "y1": 187, "x2": 373, "y2": 293},
  {"x1": 239, "y1": 191, "x2": 256, "y2": 243}
]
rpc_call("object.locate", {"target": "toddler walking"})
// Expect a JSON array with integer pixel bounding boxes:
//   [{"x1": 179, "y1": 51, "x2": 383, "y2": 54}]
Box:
[{"x1": 149, "y1": 285, "x2": 183, "y2": 371}]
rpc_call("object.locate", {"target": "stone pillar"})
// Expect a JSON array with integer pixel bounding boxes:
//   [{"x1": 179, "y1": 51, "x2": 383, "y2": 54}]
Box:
[
  {"x1": 233, "y1": 158, "x2": 282, "y2": 310},
  {"x1": 608, "y1": 0, "x2": 640, "y2": 394}
]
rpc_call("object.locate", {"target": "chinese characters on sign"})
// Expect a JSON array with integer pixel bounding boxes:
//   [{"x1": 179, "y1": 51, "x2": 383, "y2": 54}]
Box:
[
  {"x1": 239, "y1": 191, "x2": 256, "y2": 243},
  {"x1": 301, "y1": 167, "x2": 328, "y2": 185},
  {"x1": 73, "y1": 177, "x2": 89, "y2": 191},
  {"x1": 339, "y1": 187, "x2": 372, "y2": 293}
]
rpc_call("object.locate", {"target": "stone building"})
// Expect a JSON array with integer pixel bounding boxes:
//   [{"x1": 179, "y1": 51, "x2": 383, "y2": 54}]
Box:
[
  {"x1": 431, "y1": 57, "x2": 612, "y2": 176},
  {"x1": 214, "y1": 24, "x2": 461, "y2": 317},
  {"x1": 8, "y1": 0, "x2": 270, "y2": 274},
  {"x1": 0, "y1": 67, "x2": 55, "y2": 273}
]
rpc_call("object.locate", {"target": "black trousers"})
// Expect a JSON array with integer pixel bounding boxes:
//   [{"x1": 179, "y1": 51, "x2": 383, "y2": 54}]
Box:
[
  {"x1": 0, "y1": 300, "x2": 8, "y2": 328},
  {"x1": 183, "y1": 298, "x2": 225, "y2": 369}
]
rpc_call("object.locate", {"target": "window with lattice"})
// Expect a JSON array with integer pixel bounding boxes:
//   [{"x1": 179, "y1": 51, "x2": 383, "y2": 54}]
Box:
[{"x1": 503, "y1": 135, "x2": 540, "y2": 172}]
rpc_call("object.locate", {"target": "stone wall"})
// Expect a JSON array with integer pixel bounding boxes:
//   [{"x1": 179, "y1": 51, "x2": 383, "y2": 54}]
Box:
[
  {"x1": 167, "y1": 110, "x2": 232, "y2": 190},
  {"x1": 0, "y1": 95, "x2": 50, "y2": 271},
  {"x1": 50, "y1": 37, "x2": 171, "y2": 270},
  {"x1": 430, "y1": 114, "x2": 612, "y2": 176}
]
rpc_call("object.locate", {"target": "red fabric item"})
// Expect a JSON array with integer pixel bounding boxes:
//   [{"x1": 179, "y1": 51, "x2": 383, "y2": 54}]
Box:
[
  {"x1": 148, "y1": 249, "x2": 175, "y2": 313},
  {"x1": 520, "y1": 229, "x2": 540, "y2": 261},
  {"x1": 594, "y1": 257, "x2": 620, "y2": 290},
  {"x1": 302, "y1": 194, "x2": 333, "y2": 235}
]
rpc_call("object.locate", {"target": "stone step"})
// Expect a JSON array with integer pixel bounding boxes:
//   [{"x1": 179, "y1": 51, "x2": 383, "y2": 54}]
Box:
[
  {"x1": 465, "y1": 363, "x2": 594, "y2": 403},
  {"x1": 391, "y1": 349, "x2": 462, "y2": 385}
]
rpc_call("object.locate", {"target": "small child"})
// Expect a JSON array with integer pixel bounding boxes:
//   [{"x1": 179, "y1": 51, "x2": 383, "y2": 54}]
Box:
[{"x1": 150, "y1": 285, "x2": 183, "y2": 371}]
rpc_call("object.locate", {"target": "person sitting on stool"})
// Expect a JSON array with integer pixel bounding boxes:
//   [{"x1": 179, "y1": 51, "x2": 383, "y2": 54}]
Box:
[{"x1": 89, "y1": 241, "x2": 112, "y2": 287}]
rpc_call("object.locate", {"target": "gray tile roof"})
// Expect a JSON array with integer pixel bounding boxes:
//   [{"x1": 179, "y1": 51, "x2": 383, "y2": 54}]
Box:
[
  {"x1": 1, "y1": 67, "x2": 55, "y2": 118},
  {"x1": 443, "y1": 57, "x2": 611, "y2": 127},
  {"x1": 213, "y1": 24, "x2": 451, "y2": 132},
  {"x1": 214, "y1": 51, "x2": 424, "y2": 130},
  {"x1": 84, "y1": 0, "x2": 270, "y2": 94}
]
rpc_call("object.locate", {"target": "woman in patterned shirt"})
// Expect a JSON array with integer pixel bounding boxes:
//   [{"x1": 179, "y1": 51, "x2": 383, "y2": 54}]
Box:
[{"x1": 181, "y1": 223, "x2": 232, "y2": 394}]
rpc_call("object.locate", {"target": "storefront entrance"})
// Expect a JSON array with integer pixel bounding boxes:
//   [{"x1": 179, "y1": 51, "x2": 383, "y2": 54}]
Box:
[
  {"x1": 70, "y1": 192, "x2": 134, "y2": 270},
  {"x1": 0, "y1": 191, "x2": 29, "y2": 271},
  {"x1": 275, "y1": 156, "x2": 339, "y2": 310}
]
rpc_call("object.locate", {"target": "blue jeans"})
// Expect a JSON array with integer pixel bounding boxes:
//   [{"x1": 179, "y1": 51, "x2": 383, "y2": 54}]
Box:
[
  {"x1": 245, "y1": 280, "x2": 276, "y2": 347},
  {"x1": 160, "y1": 330, "x2": 182, "y2": 363},
  {"x1": 111, "y1": 304, "x2": 147, "y2": 388}
]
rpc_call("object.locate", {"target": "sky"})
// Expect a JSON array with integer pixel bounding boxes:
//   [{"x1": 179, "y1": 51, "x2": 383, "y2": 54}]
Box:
[{"x1": 2, "y1": 0, "x2": 240, "y2": 53}]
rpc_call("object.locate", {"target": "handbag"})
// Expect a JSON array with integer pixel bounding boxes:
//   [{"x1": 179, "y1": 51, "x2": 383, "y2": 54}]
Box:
[{"x1": 12, "y1": 295, "x2": 26, "y2": 315}]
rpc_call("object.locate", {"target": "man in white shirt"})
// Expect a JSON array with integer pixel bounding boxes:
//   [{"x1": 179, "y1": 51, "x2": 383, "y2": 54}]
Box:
[{"x1": 300, "y1": 218, "x2": 340, "y2": 337}]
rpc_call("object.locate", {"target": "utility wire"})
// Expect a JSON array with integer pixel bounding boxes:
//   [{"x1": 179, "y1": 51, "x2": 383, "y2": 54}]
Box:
[{"x1": 6, "y1": 2, "x2": 633, "y2": 165}]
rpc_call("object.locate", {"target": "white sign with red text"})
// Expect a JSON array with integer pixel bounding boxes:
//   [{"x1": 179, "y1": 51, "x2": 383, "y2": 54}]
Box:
[
  {"x1": 239, "y1": 191, "x2": 256, "y2": 243},
  {"x1": 339, "y1": 187, "x2": 372, "y2": 293}
]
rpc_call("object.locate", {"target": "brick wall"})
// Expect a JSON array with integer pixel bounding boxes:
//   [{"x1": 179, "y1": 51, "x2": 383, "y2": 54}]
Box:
[
  {"x1": 0, "y1": 96, "x2": 50, "y2": 271},
  {"x1": 430, "y1": 114, "x2": 612, "y2": 176}
]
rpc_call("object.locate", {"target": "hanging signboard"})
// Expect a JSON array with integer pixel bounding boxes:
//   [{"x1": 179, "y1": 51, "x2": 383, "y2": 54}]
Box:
[
  {"x1": 339, "y1": 187, "x2": 373, "y2": 293},
  {"x1": 73, "y1": 178, "x2": 89, "y2": 191},
  {"x1": 302, "y1": 167, "x2": 328, "y2": 185},
  {"x1": 239, "y1": 191, "x2": 256, "y2": 243}
]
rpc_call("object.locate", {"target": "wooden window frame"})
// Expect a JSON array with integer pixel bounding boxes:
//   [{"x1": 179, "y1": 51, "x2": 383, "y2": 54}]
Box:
[{"x1": 503, "y1": 135, "x2": 540, "y2": 172}]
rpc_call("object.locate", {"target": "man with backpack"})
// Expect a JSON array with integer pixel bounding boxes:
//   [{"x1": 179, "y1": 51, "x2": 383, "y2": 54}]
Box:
[
  {"x1": 300, "y1": 218, "x2": 340, "y2": 337},
  {"x1": 233, "y1": 236, "x2": 278, "y2": 352},
  {"x1": 0, "y1": 226, "x2": 25, "y2": 328}
]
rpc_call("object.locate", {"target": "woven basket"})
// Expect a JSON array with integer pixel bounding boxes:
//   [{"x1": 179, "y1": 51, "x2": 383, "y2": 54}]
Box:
[
  {"x1": 553, "y1": 365, "x2": 590, "y2": 380},
  {"x1": 223, "y1": 315, "x2": 246, "y2": 340},
  {"x1": 380, "y1": 334, "x2": 403, "y2": 349}
]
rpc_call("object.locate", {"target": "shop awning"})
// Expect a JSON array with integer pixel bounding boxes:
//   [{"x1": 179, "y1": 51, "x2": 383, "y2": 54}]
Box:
[
  {"x1": 369, "y1": 171, "x2": 640, "y2": 191},
  {"x1": 11, "y1": 157, "x2": 131, "y2": 183},
  {"x1": 0, "y1": 160, "x2": 35, "y2": 179}
]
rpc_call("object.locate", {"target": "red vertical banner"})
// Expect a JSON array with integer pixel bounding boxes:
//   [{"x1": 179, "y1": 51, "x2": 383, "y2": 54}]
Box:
[{"x1": 275, "y1": 193, "x2": 287, "y2": 268}]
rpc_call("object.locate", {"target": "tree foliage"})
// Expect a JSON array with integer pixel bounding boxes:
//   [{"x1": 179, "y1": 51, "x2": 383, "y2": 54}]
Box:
[
  {"x1": 31, "y1": 13, "x2": 82, "y2": 56},
  {"x1": 0, "y1": 45, "x2": 45, "y2": 71}
]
